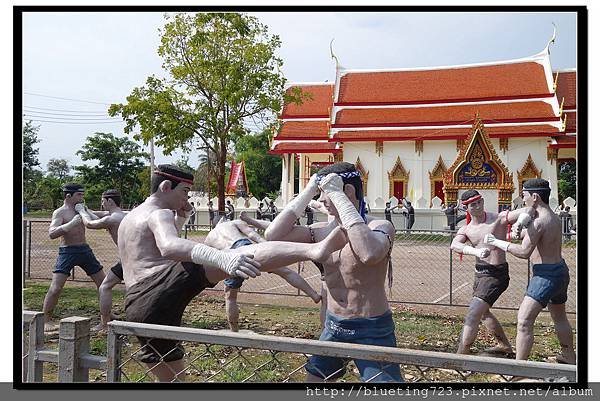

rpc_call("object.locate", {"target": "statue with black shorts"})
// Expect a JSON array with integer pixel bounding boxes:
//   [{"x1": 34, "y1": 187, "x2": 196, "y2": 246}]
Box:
[
  {"x1": 451, "y1": 189, "x2": 535, "y2": 355},
  {"x1": 43, "y1": 183, "x2": 106, "y2": 331},
  {"x1": 264, "y1": 162, "x2": 403, "y2": 383},
  {"x1": 483, "y1": 179, "x2": 575, "y2": 364},
  {"x1": 75, "y1": 189, "x2": 126, "y2": 332},
  {"x1": 117, "y1": 164, "x2": 345, "y2": 382}
]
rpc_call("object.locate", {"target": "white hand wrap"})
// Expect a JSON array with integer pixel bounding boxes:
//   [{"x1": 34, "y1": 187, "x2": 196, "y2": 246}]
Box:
[
  {"x1": 320, "y1": 174, "x2": 364, "y2": 230},
  {"x1": 462, "y1": 245, "x2": 487, "y2": 258},
  {"x1": 174, "y1": 210, "x2": 193, "y2": 232},
  {"x1": 190, "y1": 243, "x2": 243, "y2": 276},
  {"x1": 63, "y1": 215, "x2": 82, "y2": 232},
  {"x1": 74, "y1": 203, "x2": 85, "y2": 213},
  {"x1": 483, "y1": 234, "x2": 510, "y2": 251},
  {"x1": 511, "y1": 213, "x2": 532, "y2": 238},
  {"x1": 286, "y1": 174, "x2": 319, "y2": 218}
]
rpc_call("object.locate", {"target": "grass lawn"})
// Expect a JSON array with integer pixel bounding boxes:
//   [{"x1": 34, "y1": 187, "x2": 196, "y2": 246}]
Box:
[{"x1": 22, "y1": 281, "x2": 573, "y2": 382}]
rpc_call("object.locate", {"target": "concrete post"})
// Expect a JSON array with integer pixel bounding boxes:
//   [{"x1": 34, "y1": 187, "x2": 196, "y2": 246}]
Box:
[
  {"x1": 26, "y1": 312, "x2": 45, "y2": 382},
  {"x1": 58, "y1": 317, "x2": 91, "y2": 382}
]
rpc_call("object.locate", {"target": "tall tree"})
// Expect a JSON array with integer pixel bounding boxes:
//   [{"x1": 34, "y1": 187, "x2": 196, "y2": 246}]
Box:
[
  {"x1": 558, "y1": 161, "x2": 576, "y2": 203},
  {"x1": 23, "y1": 120, "x2": 41, "y2": 181},
  {"x1": 109, "y1": 12, "x2": 305, "y2": 211},
  {"x1": 46, "y1": 158, "x2": 71, "y2": 180},
  {"x1": 74, "y1": 132, "x2": 148, "y2": 208},
  {"x1": 234, "y1": 128, "x2": 282, "y2": 200}
]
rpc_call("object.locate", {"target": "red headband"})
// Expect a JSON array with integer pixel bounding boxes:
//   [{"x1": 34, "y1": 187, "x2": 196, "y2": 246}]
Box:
[
  {"x1": 461, "y1": 194, "x2": 482, "y2": 206},
  {"x1": 154, "y1": 170, "x2": 194, "y2": 186}
]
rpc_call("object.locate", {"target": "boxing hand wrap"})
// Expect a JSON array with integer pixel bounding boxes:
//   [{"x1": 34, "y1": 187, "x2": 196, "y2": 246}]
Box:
[
  {"x1": 462, "y1": 245, "x2": 488, "y2": 258},
  {"x1": 511, "y1": 213, "x2": 532, "y2": 239},
  {"x1": 320, "y1": 173, "x2": 364, "y2": 230},
  {"x1": 174, "y1": 210, "x2": 193, "y2": 232},
  {"x1": 483, "y1": 233, "x2": 510, "y2": 251},
  {"x1": 74, "y1": 203, "x2": 85, "y2": 213},
  {"x1": 190, "y1": 243, "x2": 244, "y2": 277},
  {"x1": 63, "y1": 215, "x2": 82, "y2": 232},
  {"x1": 286, "y1": 174, "x2": 319, "y2": 218}
]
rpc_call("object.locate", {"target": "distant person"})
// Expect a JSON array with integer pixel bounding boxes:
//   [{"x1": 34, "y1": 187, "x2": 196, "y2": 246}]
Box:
[
  {"x1": 44, "y1": 183, "x2": 106, "y2": 331},
  {"x1": 208, "y1": 201, "x2": 215, "y2": 228},
  {"x1": 559, "y1": 206, "x2": 573, "y2": 239},
  {"x1": 225, "y1": 200, "x2": 235, "y2": 221},
  {"x1": 442, "y1": 203, "x2": 466, "y2": 231},
  {"x1": 384, "y1": 202, "x2": 399, "y2": 225},
  {"x1": 304, "y1": 205, "x2": 314, "y2": 225},
  {"x1": 401, "y1": 199, "x2": 415, "y2": 230},
  {"x1": 268, "y1": 200, "x2": 278, "y2": 221},
  {"x1": 256, "y1": 201, "x2": 265, "y2": 220}
]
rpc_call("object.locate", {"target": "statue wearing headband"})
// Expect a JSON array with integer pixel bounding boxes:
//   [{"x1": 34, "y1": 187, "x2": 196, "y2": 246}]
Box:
[
  {"x1": 264, "y1": 162, "x2": 403, "y2": 383},
  {"x1": 483, "y1": 178, "x2": 575, "y2": 365},
  {"x1": 117, "y1": 164, "x2": 345, "y2": 381},
  {"x1": 451, "y1": 189, "x2": 537, "y2": 356}
]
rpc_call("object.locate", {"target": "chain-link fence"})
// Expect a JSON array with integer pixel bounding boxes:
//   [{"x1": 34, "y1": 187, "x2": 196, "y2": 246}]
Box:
[{"x1": 22, "y1": 218, "x2": 577, "y2": 313}]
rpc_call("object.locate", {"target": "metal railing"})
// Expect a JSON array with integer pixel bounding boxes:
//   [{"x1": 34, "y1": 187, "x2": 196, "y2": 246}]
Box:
[{"x1": 21, "y1": 311, "x2": 576, "y2": 383}]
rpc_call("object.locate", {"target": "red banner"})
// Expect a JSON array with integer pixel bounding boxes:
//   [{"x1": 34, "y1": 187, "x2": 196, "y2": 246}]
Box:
[{"x1": 227, "y1": 161, "x2": 242, "y2": 193}]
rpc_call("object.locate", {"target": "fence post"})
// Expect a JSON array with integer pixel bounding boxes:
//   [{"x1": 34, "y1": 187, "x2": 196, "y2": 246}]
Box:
[
  {"x1": 26, "y1": 312, "x2": 45, "y2": 382},
  {"x1": 106, "y1": 324, "x2": 121, "y2": 382},
  {"x1": 449, "y1": 231, "x2": 454, "y2": 305},
  {"x1": 58, "y1": 317, "x2": 91, "y2": 382}
]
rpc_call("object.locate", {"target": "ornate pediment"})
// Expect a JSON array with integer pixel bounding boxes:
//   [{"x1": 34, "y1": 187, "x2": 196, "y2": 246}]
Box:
[
  {"x1": 429, "y1": 156, "x2": 447, "y2": 179},
  {"x1": 518, "y1": 154, "x2": 542, "y2": 179},
  {"x1": 388, "y1": 156, "x2": 409, "y2": 180},
  {"x1": 443, "y1": 116, "x2": 514, "y2": 210},
  {"x1": 444, "y1": 116, "x2": 513, "y2": 191},
  {"x1": 355, "y1": 156, "x2": 369, "y2": 196}
]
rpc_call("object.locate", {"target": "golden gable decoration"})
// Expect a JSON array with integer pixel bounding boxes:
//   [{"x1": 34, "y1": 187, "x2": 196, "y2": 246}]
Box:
[
  {"x1": 355, "y1": 156, "x2": 369, "y2": 196},
  {"x1": 517, "y1": 154, "x2": 542, "y2": 195},
  {"x1": 443, "y1": 116, "x2": 514, "y2": 211},
  {"x1": 429, "y1": 156, "x2": 447, "y2": 207},
  {"x1": 388, "y1": 156, "x2": 410, "y2": 199}
]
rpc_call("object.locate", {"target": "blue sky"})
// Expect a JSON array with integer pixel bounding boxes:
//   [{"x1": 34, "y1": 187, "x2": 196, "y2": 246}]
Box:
[{"x1": 22, "y1": 11, "x2": 577, "y2": 170}]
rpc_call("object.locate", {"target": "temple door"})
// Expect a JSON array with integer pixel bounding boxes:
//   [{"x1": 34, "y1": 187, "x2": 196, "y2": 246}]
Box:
[
  {"x1": 434, "y1": 181, "x2": 445, "y2": 203},
  {"x1": 393, "y1": 181, "x2": 404, "y2": 199}
]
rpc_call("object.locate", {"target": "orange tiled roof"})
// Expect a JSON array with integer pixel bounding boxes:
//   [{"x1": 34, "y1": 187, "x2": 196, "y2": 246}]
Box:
[
  {"x1": 333, "y1": 124, "x2": 562, "y2": 141},
  {"x1": 333, "y1": 101, "x2": 557, "y2": 126},
  {"x1": 275, "y1": 120, "x2": 329, "y2": 140},
  {"x1": 337, "y1": 62, "x2": 550, "y2": 104},
  {"x1": 549, "y1": 135, "x2": 576, "y2": 149},
  {"x1": 554, "y1": 71, "x2": 576, "y2": 109},
  {"x1": 281, "y1": 84, "x2": 334, "y2": 118},
  {"x1": 564, "y1": 111, "x2": 576, "y2": 133},
  {"x1": 270, "y1": 141, "x2": 339, "y2": 154}
]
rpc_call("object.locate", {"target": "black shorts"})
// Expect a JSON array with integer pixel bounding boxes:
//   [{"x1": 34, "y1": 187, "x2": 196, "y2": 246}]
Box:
[
  {"x1": 124, "y1": 262, "x2": 216, "y2": 363},
  {"x1": 110, "y1": 262, "x2": 124, "y2": 281},
  {"x1": 472, "y1": 263, "x2": 510, "y2": 307}
]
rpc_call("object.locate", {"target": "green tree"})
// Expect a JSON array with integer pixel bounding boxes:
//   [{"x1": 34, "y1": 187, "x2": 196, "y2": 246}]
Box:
[
  {"x1": 233, "y1": 128, "x2": 281, "y2": 200},
  {"x1": 46, "y1": 158, "x2": 71, "y2": 180},
  {"x1": 23, "y1": 120, "x2": 41, "y2": 181},
  {"x1": 74, "y1": 132, "x2": 148, "y2": 208},
  {"x1": 109, "y1": 12, "x2": 305, "y2": 212},
  {"x1": 194, "y1": 147, "x2": 218, "y2": 196},
  {"x1": 558, "y1": 161, "x2": 576, "y2": 202}
]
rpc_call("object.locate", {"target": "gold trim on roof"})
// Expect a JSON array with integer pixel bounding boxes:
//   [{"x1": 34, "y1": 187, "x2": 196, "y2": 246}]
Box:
[{"x1": 355, "y1": 156, "x2": 369, "y2": 196}]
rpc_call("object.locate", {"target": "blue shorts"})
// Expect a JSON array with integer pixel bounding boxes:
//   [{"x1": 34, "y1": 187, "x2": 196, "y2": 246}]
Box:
[
  {"x1": 305, "y1": 310, "x2": 403, "y2": 382},
  {"x1": 53, "y1": 244, "x2": 103, "y2": 276},
  {"x1": 526, "y1": 259, "x2": 570, "y2": 308},
  {"x1": 223, "y1": 238, "x2": 253, "y2": 289}
]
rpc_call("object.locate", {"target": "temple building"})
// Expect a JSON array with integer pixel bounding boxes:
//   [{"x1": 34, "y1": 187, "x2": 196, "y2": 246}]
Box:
[{"x1": 270, "y1": 41, "x2": 577, "y2": 213}]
